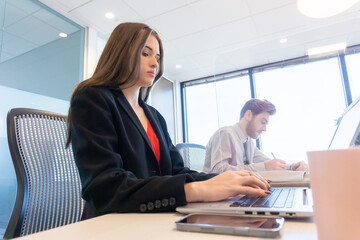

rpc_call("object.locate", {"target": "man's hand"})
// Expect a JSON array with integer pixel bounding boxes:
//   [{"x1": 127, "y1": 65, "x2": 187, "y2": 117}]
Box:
[
  {"x1": 264, "y1": 159, "x2": 287, "y2": 170},
  {"x1": 290, "y1": 161, "x2": 308, "y2": 171}
]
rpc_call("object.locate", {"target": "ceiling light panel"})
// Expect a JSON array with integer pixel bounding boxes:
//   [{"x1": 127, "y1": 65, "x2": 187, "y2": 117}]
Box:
[{"x1": 307, "y1": 42, "x2": 347, "y2": 56}]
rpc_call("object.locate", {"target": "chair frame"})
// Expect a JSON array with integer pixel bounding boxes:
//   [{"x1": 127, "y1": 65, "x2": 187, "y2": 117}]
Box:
[
  {"x1": 4, "y1": 108, "x2": 82, "y2": 239},
  {"x1": 176, "y1": 143, "x2": 206, "y2": 170},
  {"x1": 176, "y1": 143, "x2": 206, "y2": 150}
]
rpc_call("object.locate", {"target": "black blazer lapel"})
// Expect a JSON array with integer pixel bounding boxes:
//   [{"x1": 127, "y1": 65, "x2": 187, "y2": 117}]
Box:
[
  {"x1": 140, "y1": 101, "x2": 172, "y2": 175},
  {"x1": 111, "y1": 89, "x2": 159, "y2": 164}
]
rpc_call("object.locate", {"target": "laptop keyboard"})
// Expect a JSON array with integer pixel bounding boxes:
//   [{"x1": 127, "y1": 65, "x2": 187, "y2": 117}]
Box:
[{"x1": 230, "y1": 188, "x2": 296, "y2": 208}]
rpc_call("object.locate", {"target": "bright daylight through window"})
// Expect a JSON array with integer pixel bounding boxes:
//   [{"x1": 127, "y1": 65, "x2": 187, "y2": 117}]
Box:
[{"x1": 184, "y1": 55, "x2": 354, "y2": 164}]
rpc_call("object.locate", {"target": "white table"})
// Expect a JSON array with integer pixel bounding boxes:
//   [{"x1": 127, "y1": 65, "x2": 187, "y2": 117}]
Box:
[{"x1": 14, "y1": 213, "x2": 317, "y2": 240}]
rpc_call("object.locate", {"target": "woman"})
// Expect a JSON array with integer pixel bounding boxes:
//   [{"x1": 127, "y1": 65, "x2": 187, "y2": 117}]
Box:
[{"x1": 66, "y1": 22, "x2": 270, "y2": 220}]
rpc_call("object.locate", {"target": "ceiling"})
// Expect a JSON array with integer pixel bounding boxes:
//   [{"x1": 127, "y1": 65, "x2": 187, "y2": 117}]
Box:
[
  {"x1": 6, "y1": 0, "x2": 360, "y2": 82},
  {"x1": 0, "y1": 0, "x2": 80, "y2": 63}
]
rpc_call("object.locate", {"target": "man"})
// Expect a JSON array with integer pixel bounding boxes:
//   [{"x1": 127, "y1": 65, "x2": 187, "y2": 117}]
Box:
[{"x1": 203, "y1": 99, "x2": 308, "y2": 173}]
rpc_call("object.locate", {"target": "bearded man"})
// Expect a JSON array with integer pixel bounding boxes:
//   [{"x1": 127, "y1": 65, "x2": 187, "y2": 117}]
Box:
[{"x1": 202, "y1": 99, "x2": 307, "y2": 173}]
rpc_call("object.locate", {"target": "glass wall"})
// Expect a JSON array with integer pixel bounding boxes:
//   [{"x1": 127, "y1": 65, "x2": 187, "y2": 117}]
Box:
[{"x1": 0, "y1": 0, "x2": 85, "y2": 237}]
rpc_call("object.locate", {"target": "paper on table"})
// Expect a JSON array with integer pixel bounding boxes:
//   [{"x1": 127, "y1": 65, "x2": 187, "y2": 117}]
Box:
[{"x1": 257, "y1": 170, "x2": 306, "y2": 182}]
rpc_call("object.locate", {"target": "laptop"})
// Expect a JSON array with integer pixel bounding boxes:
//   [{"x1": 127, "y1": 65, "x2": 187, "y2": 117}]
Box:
[
  {"x1": 176, "y1": 187, "x2": 313, "y2": 218},
  {"x1": 328, "y1": 96, "x2": 360, "y2": 149},
  {"x1": 177, "y1": 97, "x2": 360, "y2": 218}
]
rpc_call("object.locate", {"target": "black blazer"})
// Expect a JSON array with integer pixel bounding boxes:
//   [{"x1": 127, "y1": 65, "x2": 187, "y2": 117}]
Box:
[{"x1": 70, "y1": 86, "x2": 215, "y2": 219}]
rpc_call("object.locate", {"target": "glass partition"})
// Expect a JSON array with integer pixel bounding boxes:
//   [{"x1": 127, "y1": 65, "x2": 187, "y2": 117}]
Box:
[{"x1": 0, "y1": 0, "x2": 85, "y2": 237}]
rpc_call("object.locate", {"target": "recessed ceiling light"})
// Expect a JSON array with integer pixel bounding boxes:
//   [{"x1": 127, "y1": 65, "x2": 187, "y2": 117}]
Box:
[
  {"x1": 307, "y1": 42, "x2": 347, "y2": 57},
  {"x1": 280, "y1": 38, "x2": 287, "y2": 44},
  {"x1": 176, "y1": 65, "x2": 182, "y2": 69},
  {"x1": 59, "y1": 32, "x2": 67, "y2": 38},
  {"x1": 105, "y1": 12, "x2": 115, "y2": 19}
]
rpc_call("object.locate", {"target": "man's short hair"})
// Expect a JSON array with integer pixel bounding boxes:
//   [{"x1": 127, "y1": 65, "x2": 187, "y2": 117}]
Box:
[{"x1": 240, "y1": 99, "x2": 276, "y2": 119}]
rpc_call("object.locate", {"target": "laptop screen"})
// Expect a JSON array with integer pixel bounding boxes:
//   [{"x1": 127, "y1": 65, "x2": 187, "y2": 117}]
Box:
[{"x1": 329, "y1": 96, "x2": 360, "y2": 149}]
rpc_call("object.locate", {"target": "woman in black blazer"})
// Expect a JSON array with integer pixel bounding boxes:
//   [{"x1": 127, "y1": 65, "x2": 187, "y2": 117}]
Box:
[{"x1": 66, "y1": 22, "x2": 270, "y2": 220}]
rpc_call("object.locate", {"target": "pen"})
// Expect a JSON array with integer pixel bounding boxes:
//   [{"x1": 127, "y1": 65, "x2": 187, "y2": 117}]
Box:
[{"x1": 271, "y1": 152, "x2": 276, "y2": 159}]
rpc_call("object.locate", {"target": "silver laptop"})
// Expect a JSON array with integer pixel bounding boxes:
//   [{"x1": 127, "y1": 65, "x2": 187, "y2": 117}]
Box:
[
  {"x1": 177, "y1": 96, "x2": 360, "y2": 218},
  {"x1": 176, "y1": 187, "x2": 313, "y2": 218}
]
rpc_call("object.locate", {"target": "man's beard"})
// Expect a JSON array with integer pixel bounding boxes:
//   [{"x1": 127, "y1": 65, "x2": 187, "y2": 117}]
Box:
[{"x1": 246, "y1": 119, "x2": 260, "y2": 139}]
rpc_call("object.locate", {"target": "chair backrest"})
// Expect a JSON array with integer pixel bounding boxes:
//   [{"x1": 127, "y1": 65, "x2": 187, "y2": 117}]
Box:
[
  {"x1": 176, "y1": 143, "x2": 206, "y2": 172},
  {"x1": 4, "y1": 108, "x2": 83, "y2": 239}
]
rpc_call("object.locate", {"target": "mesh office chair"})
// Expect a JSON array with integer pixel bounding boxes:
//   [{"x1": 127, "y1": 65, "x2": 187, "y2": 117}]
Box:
[
  {"x1": 4, "y1": 108, "x2": 83, "y2": 239},
  {"x1": 176, "y1": 143, "x2": 206, "y2": 172}
]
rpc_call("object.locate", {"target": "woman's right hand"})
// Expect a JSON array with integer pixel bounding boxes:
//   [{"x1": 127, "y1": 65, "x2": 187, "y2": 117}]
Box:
[{"x1": 184, "y1": 170, "x2": 271, "y2": 203}]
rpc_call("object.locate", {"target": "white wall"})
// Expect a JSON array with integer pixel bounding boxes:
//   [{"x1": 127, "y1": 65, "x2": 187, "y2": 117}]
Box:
[{"x1": 150, "y1": 77, "x2": 176, "y2": 142}]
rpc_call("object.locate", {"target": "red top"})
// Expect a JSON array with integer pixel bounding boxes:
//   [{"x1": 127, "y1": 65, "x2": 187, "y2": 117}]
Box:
[{"x1": 146, "y1": 120, "x2": 160, "y2": 164}]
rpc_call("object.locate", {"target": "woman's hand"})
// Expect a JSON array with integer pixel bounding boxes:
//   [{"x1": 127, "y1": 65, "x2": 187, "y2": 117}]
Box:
[{"x1": 184, "y1": 170, "x2": 271, "y2": 202}]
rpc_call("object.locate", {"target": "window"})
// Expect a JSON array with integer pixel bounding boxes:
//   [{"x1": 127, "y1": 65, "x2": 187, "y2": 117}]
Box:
[
  {"x1": 184, "y1": 74, "x2": 251, "y2": 146},
  {"x1": 182, "y1": 53, "x2": 354, "y2": 164},
  {"x1": 253, "y1": 57, "x2": 346, "y2": 163}
]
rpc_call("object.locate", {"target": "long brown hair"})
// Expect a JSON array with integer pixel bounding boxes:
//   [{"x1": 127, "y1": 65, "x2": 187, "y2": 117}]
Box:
[{"x1": 66, "y1": 22, "x2": 164, "y2": 148}]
